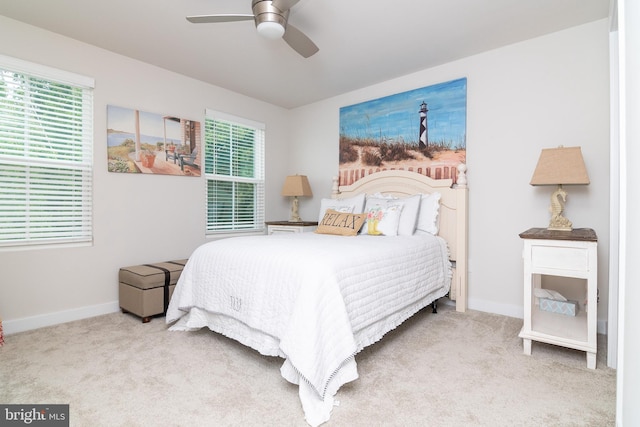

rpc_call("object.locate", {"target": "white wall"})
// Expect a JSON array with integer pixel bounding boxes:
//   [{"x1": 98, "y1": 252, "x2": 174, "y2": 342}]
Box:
[
  {"x1": 0, "y1": 16, "x2": 291, "y2": 332},
  {"x1": 289, "y1": 20, "x2": 611, "y2": 324}
]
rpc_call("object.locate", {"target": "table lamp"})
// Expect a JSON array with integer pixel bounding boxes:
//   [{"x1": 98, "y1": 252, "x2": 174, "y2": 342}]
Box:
[
  {"x1": 281, "y1": 175, "x2": 312, "y2": 222},
  {"x1": 530, "y1": 146, "x2": 590, "y2": 231}
]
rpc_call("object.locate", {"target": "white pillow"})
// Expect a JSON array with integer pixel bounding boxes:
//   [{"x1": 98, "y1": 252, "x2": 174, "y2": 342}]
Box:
[
  {"x1": 364, "y1": 193, "x2": 421, "y2": 236},
  {"x1": 396, "y1": 194, "x2": 421, "y2": 236},
  {"x1": 317, "y1": 193, "x2": 365, "y2": 223},
  {"x1": 369, "y1": 192, "x2": 395, "y2": 200},
  {"x1": 362, "y1": 203, "x2": 404, "y2": 236},
  {"x1": 417, "y1": 192, "x2": 441, "y2": 235}
]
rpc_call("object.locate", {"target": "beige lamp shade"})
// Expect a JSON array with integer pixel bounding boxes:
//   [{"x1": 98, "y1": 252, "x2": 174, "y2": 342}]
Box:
[
  {"x1": 281, "y1": 175, "x2": 313, "y2": 197},
  {"x1": 530, "y1": 146, "x2": 590, "y2": 186}
]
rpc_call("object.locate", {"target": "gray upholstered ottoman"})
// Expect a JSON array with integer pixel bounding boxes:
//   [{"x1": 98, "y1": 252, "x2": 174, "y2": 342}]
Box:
[{"x1": 119, "y1": 259, "x2": 187, "y2": 323}]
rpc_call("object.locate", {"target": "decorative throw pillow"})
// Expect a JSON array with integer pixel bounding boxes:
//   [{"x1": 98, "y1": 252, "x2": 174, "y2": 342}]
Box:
[
  {"x1": 315, "y1": 209, "x2": 367, "y2": 236},
  {"x1": 416, "y1": 192, "x2": 441, "y2": 235},
  {"x1": 361, "y1": 194, "x2": 420, "y2": 236},
  {"x1": 317, "y1": 193, "x2": 366, "y2": 223},
  {"x1": 361, "y1": 203, "x2": 404, "y2": 236}
]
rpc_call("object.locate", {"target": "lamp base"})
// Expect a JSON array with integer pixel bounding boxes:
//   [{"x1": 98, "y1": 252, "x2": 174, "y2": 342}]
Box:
[
  {"x1": 547, "y1": 221, "x2": 573, "y2": 232},
  {"x1": 547, "y1": 185, "x2": 573, "y2": 231},
  {"x1": 289, "y1": 196, "x2": 302, "y2": 222}
]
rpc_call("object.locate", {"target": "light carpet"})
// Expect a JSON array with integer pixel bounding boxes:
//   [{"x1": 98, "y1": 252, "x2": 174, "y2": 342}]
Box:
[{"x1": 0, "y1": 305, "x2": 615, "y2": 426}]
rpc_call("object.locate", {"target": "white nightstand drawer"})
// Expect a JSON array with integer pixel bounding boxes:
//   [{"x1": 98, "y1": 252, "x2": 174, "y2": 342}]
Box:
[
  {"x1": 265, "y1": 221, "x2": 318, "y2": 235},
  {"x1": 269, "y1": 225, "x2": 311, "y2": 234},
  {"x1": 531, "y1": 245, "x2": 588, "y2": 272}
]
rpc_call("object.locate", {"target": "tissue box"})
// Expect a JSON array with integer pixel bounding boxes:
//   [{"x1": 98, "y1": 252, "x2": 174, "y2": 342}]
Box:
[{"x1": 539, "y1": 298, "x2": 578, "y2": 316}]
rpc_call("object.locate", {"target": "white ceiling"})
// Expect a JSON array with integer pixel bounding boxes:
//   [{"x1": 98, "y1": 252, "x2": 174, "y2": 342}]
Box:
[{"x1": 0, "y1": 0, "x2": 609, "y2": 109}]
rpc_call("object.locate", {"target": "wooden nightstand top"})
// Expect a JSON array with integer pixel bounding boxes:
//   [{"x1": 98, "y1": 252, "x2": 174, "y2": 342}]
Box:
[
  {"x1": 519, "y1": 227, "x2": 597, "y2": 242},
  {"x1": 265, "y1": 221, "x2": 318, "y2": 226}
]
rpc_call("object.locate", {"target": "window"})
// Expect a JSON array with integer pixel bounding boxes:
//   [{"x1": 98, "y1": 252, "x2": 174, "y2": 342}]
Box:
[
  {"x1": 204, "y1": 109, "x2": 265, "y2": 233},
  {"x1": 0, "y1": 55, "x2": 94, "y2": 248}
]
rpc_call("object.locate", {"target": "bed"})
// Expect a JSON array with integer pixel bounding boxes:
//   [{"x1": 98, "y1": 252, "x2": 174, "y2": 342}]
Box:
[{"x1": 166, "y1": 166, "x2": 468, "y2": 426}]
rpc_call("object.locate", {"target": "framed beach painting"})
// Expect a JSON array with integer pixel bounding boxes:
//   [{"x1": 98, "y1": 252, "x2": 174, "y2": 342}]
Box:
[
  {"x1": 107, "y1": 105, "x2": 201, "y2": 176},
  {"x1": 339, "y1": 77, "x2": 466, "y2": 186}
]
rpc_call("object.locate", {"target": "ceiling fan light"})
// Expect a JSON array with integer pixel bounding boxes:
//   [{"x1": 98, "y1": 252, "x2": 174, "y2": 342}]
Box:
[{"x1": 257, "y1": 21, "x2": 285, "y2": 39}]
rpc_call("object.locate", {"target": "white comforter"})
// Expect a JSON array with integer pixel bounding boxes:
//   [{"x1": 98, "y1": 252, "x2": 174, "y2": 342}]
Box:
[{"x1": 166, "y1": 232, "x2": 451, "y2": 426}]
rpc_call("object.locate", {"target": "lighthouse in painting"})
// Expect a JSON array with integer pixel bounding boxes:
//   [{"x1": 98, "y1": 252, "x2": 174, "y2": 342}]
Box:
[{"x1": 419, "y1": 101, "x2": 428, "y2": 149}]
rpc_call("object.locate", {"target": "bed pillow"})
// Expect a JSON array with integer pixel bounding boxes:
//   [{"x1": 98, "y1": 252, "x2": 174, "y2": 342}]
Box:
[
  {"x1": 363, "y1": 194, "x2": 421, "y2": 236},
  {"x1": 395, "y1": 194, "x2": 420, "y2": 236},
  {"x1": 416, "y1": 192, "x2": 442, "y2": 235},
  {"x1": 316, "y1": 209, "x2": 367, "y2": 236},
  {"x1": 360, "y1": 198, "x2": 405, "y2": 236},
  {"x1": 368, "y1": 192, "x2": 395, "y2": 200},
  {"x1": 363, "y1": 204, "x2": 404, "y2": 236},
  {"x1": 317, "y1": 193, "x2": 366, "y2": 223}
]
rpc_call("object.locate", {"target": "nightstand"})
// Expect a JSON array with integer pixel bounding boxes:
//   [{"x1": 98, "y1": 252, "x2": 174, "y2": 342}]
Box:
[
  {"x1": 518, "y1": 228, "x2": 598, "y2": 369},
  {"x1": 266, "y1": 221, "x2": 318, "y2": 235}
]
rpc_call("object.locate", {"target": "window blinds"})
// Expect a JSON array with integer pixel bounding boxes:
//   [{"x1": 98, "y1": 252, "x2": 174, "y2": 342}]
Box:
[
  {"x1": 204, "y1": 110, "x2": 265, "y2": 233},
  {"x1": 0, "y1": 56, "x2": 94, "y2": 248}
]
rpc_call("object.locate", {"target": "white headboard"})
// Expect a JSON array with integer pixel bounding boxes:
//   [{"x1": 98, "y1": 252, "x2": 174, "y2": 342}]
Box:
[{"x1": 332, "y1": 165, "x2": 468, "y2": 312}]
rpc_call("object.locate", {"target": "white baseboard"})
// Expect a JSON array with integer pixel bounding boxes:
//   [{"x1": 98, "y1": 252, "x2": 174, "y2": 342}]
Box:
[
  {"x1": 3, "y1": 301, "x2": 120, "y2": 335},
  {"x1": 2, "y1": 298, "x2": 610, "y2": 337},
  {"x1": 468, "y1": 297, "x2": 524, "y2": 319}
]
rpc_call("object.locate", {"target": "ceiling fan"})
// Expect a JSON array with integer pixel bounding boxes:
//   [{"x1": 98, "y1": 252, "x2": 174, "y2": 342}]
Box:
[{"x1": 186, "y1": 0, "x2": 319, "y2": 58}]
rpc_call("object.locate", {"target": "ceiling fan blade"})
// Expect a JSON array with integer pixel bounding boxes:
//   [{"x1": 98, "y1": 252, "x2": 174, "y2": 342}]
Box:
[
  {"x1": 282, "y1": 24, "x2": 318, "y2": 58},
  {"x1": 271, "y1": 0, "x2": 300, "y2": 12},
  {"x1": 186, "y1": 14, "x2": 255, "y2": 24}
]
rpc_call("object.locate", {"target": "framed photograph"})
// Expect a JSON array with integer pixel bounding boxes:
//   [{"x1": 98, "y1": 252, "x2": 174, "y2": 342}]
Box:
[
  {"x1": 107, "y1": 105, "x2": 201, "y2": 176},
  {"x1": 339, "y1": 78, "x2": 466, "y2": 186}
]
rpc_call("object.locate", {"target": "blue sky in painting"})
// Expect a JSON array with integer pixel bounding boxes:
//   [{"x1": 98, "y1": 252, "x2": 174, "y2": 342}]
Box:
[
  {"x1": 107, "y1": 105, "x2": 182, "y2": 147},
  {"x1": 339, "y1": 78, "x2": 467, "y2": 147}
]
